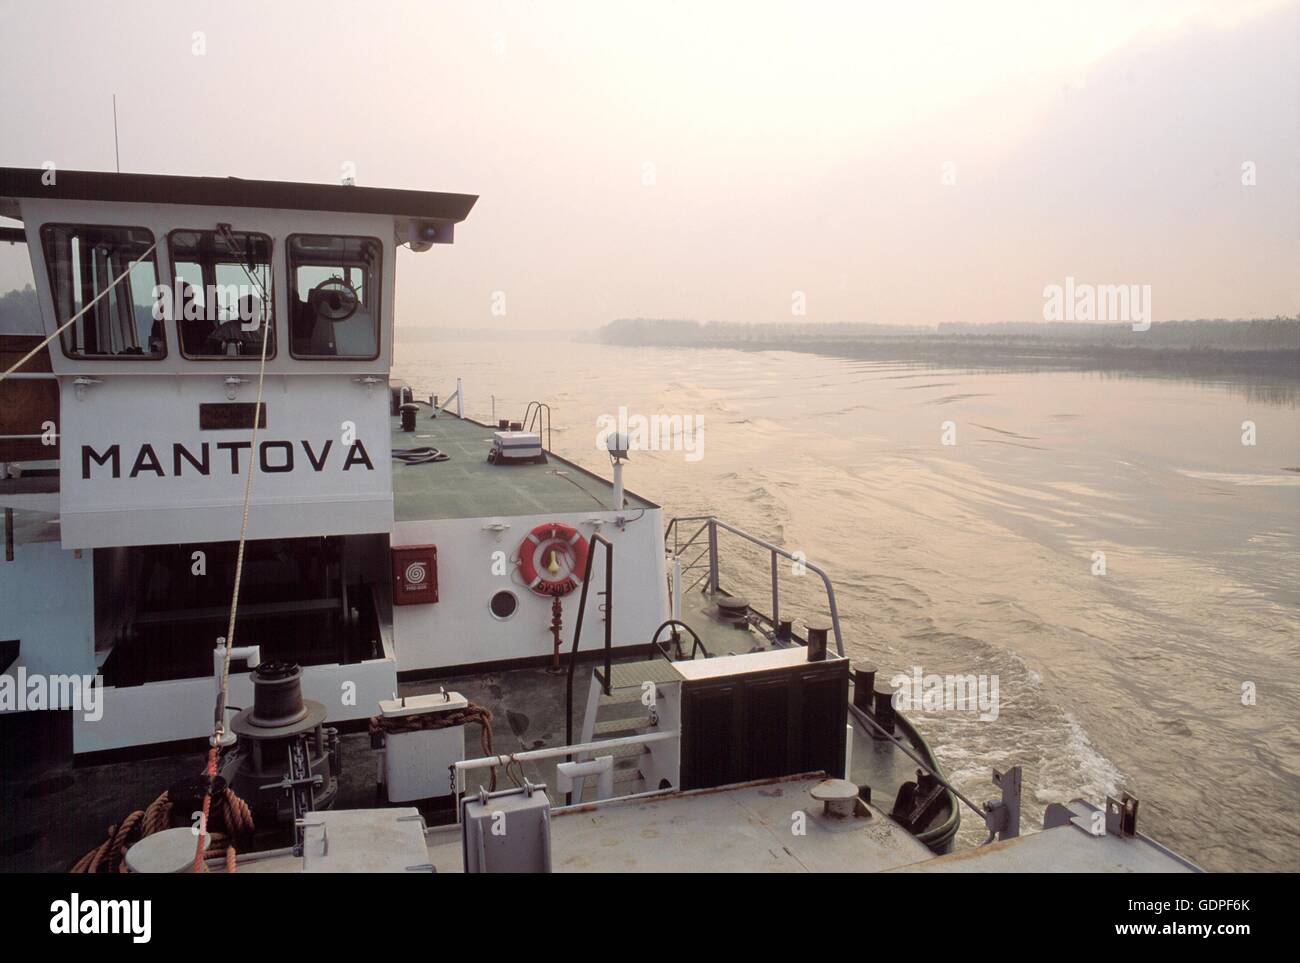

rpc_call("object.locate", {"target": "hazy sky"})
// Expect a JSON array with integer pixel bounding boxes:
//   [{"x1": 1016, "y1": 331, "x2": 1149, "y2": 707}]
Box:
[{"x1": 1, "y1": 0, "x2": 1296, "y2": 329}]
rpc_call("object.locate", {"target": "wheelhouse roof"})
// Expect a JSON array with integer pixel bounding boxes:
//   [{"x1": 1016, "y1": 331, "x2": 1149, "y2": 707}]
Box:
[{"x1": 0, "y1": 167, "x2": 477, "y2": 222}]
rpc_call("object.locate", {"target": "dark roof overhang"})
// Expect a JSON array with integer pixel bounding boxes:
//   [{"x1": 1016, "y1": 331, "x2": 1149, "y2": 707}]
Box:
[{"x1": 0, "y1": 167, "x2": 477, "y2": 223}]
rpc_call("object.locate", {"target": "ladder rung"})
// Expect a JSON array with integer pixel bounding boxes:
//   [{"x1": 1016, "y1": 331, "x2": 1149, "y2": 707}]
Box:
[
  {"x1": 600, "y1": 743, "x2": 647, "y2": 760},
  {"x1": 599, "y1": 688, "x2": 647, "y2": 706},
  {"x1": 581, "y1": 769, "x2": 643, "y2": 802},
  {"x1": 595, "y1": 659, "x2": 684, "y2": 691},
  {"x1": 594, "y1": 716, "x2": 652, "y2": 735}
]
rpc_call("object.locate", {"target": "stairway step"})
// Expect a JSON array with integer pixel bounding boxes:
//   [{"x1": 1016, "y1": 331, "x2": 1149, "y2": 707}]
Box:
[
  {"x1": 581, "y1": 742, "x2": 645, "y2": 761},
  {"x1": 597, "y1": 701, "x2": 652, "y2": 721},
  {"x1": 595, "y1": 659, "x2": 683, "y2": 691},
  {"x1": 594, "y1": 716, "x2": 652, "y2": 736},
  {"x1": 598, "y1": 687, "x2": 649, "y2": 707},
  {"x1": 605, "y1": 743, "x2": 647, "y2": 760},
  {"x1": 581, "y1": 769, "x2": 643, "y2": 802}
]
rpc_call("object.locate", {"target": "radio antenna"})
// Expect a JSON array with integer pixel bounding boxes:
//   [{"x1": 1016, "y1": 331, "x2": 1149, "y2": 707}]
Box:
[{"x1": 112, "y1": 94, "x2": 120, "y2": 172}]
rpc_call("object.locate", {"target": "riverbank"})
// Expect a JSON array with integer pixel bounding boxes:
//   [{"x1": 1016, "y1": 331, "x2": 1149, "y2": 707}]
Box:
[{"x1": 598, "y1": 319, "x2": 1300, "y2": 378}]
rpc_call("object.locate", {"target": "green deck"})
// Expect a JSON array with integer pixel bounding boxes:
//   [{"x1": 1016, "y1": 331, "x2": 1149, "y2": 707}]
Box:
[{"x1": 390, "y1": 411, "x2": 654, "y2": 522}]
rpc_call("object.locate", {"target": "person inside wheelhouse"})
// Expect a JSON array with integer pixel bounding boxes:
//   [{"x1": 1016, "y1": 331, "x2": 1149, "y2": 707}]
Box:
[
  {"x1": 168, "y1": 229, "x2": 275, "y2": 357},
  {"x1": 40, "y1": 225, "x2": 380, "y2": 362}
]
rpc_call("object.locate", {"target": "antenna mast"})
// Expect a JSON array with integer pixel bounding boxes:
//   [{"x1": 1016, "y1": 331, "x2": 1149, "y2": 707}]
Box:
[{"x1": 112, "y1": 94, "x2": 120, "y2": 172}]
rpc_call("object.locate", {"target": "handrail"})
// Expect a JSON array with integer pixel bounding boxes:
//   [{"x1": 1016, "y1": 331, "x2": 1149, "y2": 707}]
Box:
[
  {"x1": 648, "y1": 619, "x2": 710, "y2": 662},
  {"x1": 671, "y1": 518, "x2": 711, "y2": 559},
  {"x1": 663, "y1": 515, "x2": 844, "y2": 656},
  {"x1": 453, "y1": 730, "x2": 677, "y2": 804},
  {"x1": 847, "y1": 700, "x2": 997, "y2": 833},
  {"x1": 434, "y1": 377, "x2": 464, "y2": 418},
  {"x1": 564, "y1": 532, "x2": 613, "y2": 750},
  {"x1": 523, "y1": 401, "x2": 552, "y2": 451}
]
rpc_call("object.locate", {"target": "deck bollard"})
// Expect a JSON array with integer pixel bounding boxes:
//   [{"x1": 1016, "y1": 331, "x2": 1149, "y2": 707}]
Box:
[
  {"x1": 805, "y1": 620, "x2": 830, "y2": 661},
  {"x1": 871, "y1": 681, "x2": 896, "y2": 738},
  {"x1": 853, "y1": 663, "x2": 877, "y2": 711}
]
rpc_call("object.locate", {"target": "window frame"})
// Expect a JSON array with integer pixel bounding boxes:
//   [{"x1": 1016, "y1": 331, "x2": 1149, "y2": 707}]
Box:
[
  {"x1": 39, "y1": 222, "x2": 167, "y2": 362},
  {"x1": 285, "y1": 232, "x2": 383, "y2": 362},
  {"x1": 165, "y1": 227, "x2": 278, "y2": 362}
]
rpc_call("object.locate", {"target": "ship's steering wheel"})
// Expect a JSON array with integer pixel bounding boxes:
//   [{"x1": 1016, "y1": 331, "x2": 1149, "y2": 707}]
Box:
[{"x1": 309, "y1": 277, "x2": 360, "y2": 323}]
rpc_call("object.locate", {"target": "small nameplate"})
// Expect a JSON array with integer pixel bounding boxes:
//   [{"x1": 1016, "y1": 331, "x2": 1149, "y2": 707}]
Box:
[{"x1": 199, "y1": 403, "x2": 267, "y2": 431}]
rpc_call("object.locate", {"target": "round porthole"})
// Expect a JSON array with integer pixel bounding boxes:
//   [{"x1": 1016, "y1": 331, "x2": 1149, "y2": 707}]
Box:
[{"x1": 490, "y1": 590, "x2": 519, "y2": 621}]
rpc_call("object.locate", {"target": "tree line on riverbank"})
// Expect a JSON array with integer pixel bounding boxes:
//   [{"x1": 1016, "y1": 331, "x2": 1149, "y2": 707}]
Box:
[{"x1": 598, "y1": 317, "x2": 1299, "y2": 374}]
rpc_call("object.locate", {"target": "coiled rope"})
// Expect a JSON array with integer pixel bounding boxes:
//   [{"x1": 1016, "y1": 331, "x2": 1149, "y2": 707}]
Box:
[
  {"x1": 70, "y1": 786, "x2": 254, "y2": 874},
  {"x1": 392, "y1": 446, "x2": 449, "y2": 465}
]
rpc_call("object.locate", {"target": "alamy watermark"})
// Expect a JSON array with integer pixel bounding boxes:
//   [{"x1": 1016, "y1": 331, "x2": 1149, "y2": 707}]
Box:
[
  {"x1": 1043, "y1": 276, "x2": 1151, "y2": 331},
  {"x1": 596, "y1": 406, "x2": 704, "y2": 462},
  {"x1": 890, "y1": 665, "x2": 1000, "y2": 721},
  {"x1": 50, "y1": 894, "x2": 150, "y2": 943},
  {"x1": 0, "y1": 669, "x2": 102, "y2": 721},
  {"x1": 152, "y1": 280, "x2": 263, "y2": 330}
]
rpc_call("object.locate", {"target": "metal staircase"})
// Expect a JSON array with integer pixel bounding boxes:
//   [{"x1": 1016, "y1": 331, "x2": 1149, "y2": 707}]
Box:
[
  {"x1": 576, "y1": 659, "x2": 683, "y2": 801},
  {"x1": 559, "y1": 535, "x2": 716, "y2": 803}
]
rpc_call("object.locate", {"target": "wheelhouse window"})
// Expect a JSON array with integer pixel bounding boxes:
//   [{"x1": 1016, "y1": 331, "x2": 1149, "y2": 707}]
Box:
[
  {"x1": 168, "y1": 230, "x2": 275, "y2": 358},
  {"x1": 40, "y1": 224, "x2": 164, "y2": 359},
  {"x1": 288, "y1": 235, "x2": 381, "y2": 359}
]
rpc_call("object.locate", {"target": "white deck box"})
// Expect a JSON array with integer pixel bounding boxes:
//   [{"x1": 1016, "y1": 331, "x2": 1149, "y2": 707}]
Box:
[{"x1": 378, "y1": 691, "x2": 468, "y2": 802}]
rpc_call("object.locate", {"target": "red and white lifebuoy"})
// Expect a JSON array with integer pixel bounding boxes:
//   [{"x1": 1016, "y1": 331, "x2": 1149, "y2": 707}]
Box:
[{"x1": 517, "y1": 522, "x2": 589, "y2": 596}]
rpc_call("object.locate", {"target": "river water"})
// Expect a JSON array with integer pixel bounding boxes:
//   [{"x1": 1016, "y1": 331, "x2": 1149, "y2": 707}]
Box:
[{"x1": 395, "y1": 340, "x2": 1300, "y2": 871}]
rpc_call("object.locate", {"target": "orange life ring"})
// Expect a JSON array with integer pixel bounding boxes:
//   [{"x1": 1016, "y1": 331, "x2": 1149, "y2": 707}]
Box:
[{"x1": 517, "y1": 522, "x2": 589, "y2": 596}]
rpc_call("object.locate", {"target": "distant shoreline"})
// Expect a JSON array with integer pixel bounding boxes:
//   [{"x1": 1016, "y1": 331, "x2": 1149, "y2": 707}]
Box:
[
  {"x1": 620, "y1": 336, "x2": 1300, "y2": 377},
  {"x1": 597, "y1": 318, "x2": 1300, "y2": 379}
]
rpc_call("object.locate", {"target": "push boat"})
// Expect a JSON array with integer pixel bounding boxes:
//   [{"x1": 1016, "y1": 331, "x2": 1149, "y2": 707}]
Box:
[{"x1": 0, "y1": 168, "x2": 1201, "y2": 873}]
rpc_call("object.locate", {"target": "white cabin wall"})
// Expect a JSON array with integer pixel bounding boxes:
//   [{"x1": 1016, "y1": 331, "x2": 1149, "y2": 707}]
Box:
[
  {"x1": 391, "y1": 508, "x2": 670, "y2": 672},
  {"x1": 58, "y1": 374, "x2": 393, "y2": 548},
  {"x1": 72, "y1": 656, "x2": 397, "y2": 754},
  {"x1": 0, "y1": 541, "x2": 95, "y2": 707}
]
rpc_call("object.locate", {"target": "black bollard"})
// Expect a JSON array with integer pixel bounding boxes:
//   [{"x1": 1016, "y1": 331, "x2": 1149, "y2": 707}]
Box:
[
  {"x1": 805, "y1": 620, "x2": 831, "y2": 661},
  {"x1": 853, "y1": 663, "x2": 877, "y2": 711},
  {"x1": 871, "y1": 681, "x2": 896, "y2": 738}
]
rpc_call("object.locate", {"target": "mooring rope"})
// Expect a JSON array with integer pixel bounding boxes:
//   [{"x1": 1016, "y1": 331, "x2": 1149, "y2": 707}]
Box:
[
  {"x1": 71, "y1": 786, "x2": 254, "y2": 874},
  {"x1": 369, "y1": 702, "x2": 498, "y2": 791},
  {"x1": 0, "y1": 240, "x2": 159, "y2": 383},
  {"x1": 392, "y1": 445, "x2": 449, "y2": 465},
  {"x1": 196, "y1": 227, "x2": 276, "y2": 873}
]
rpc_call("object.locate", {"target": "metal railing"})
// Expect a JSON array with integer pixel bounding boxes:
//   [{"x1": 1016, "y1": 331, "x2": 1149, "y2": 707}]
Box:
[
  {"x1": 664, "y1": 515, "x2": 844, "y2": 656},
  {"x1": 523, "y1": 401, "x2": 552, "y2": 451},
  {"x1": 453, "y1": 730, "x2": 677, "y2": 808},
  {"x1": 433, "y1": 377, "x2": 464, "y2": 418},
  {"x1": 848, "y1": 699, "x2": 1021, "y2": 844}
]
